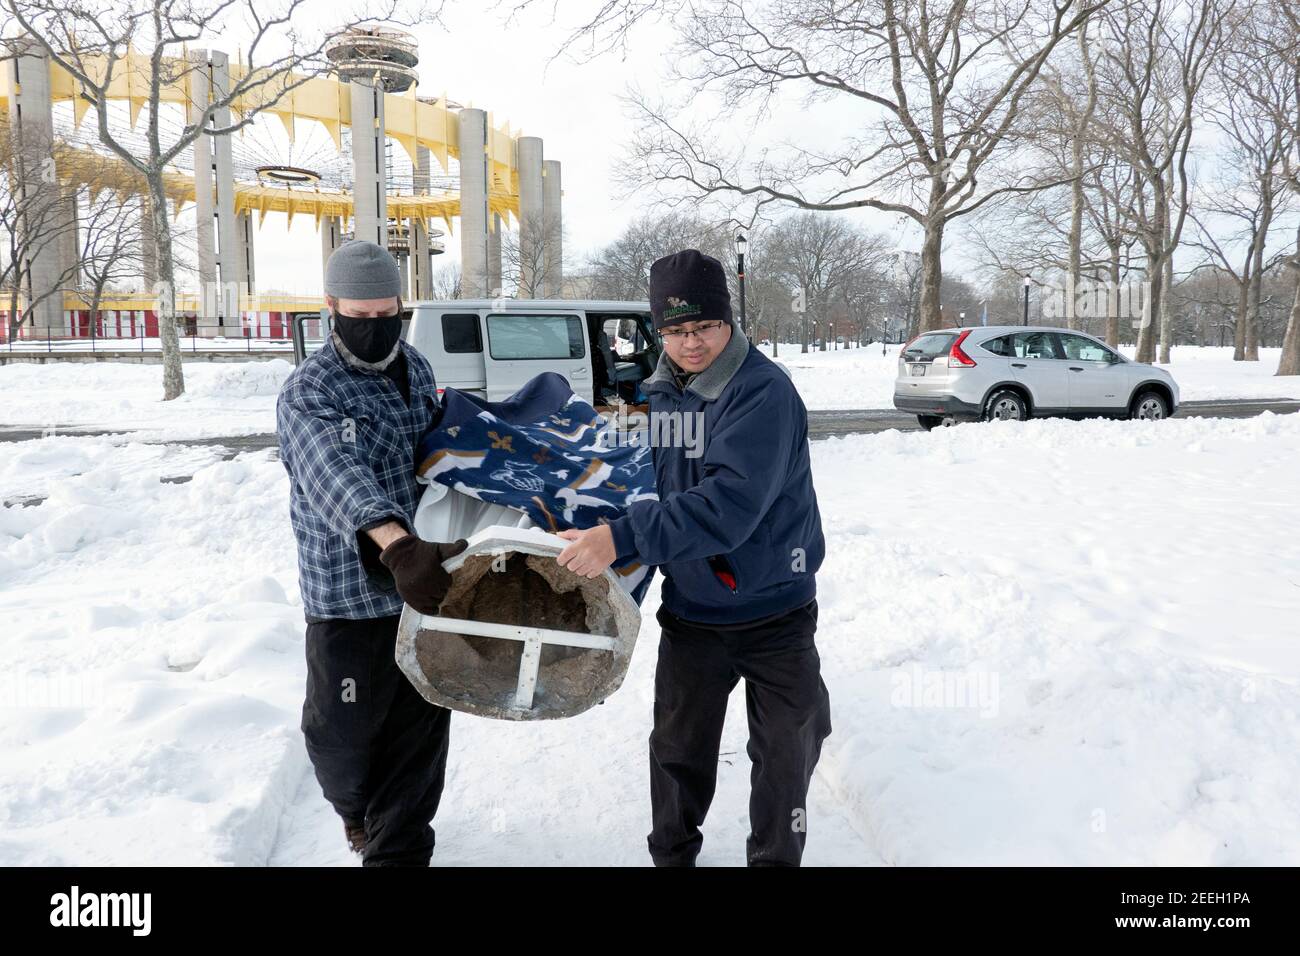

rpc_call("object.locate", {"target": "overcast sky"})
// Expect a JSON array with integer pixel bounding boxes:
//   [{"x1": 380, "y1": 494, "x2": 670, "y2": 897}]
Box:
[
  {"x1": 160, "y1": 0, "x2": 1292, "y2": 301},
  {"x1": 245, "y1": 1, "x2": 912, "y2": 298}
]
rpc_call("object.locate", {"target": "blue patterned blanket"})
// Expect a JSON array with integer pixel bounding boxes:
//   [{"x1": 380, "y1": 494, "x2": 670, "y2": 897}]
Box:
[{"x1": 416, "y1": 372, "x2": 657, "y2": 603}]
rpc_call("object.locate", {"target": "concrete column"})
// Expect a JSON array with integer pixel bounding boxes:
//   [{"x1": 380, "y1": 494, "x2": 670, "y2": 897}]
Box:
[
  {"x1": 488, "y1": 211, "x2": 503, "y2": 297},
  {"x1": 542, "y1": 159, "x2": 563, "y2": 298},
  {"x1": 58, "y1": 185, "x2": 81, "y2": 291},
  {"x1": 7, "y1": 37, "x2": 63, "y2": 330},
  {"x1": 414, "y1": 144, "x2": 432, "y2": 194},
  {"x1": 207, "y1": 51, "x2": 240, "y2": 331},
  {"x1": 410, "y1": 146, "x2": 433, "y2": 300},
  {"x1": 458, "y1": 108, "x2": 489, "y2": 298},
  {"x1": 410, "y1": 216, "x2": 431, "y2": 299},
  {"x1": 350, "y1": 77, "x2": 387, "y2": 247},
  {"x1": 236, "y1": 209, "x2": 256, "y2": 294},
  {"x1": 516, "y1": 136, "x2": 544, "y2": 297},
  {"x1": 189, "y1": 50, "x2": 217, "y2": 326},
  {"x1": 320, "y1": 214, "x2": 343, "y2": 282},
  {"x1": 398, "y1": 251, "x2": 410, "y2": 299}
]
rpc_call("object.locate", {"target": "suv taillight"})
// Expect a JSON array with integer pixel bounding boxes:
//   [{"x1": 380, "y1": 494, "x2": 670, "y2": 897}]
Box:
[{"x1": 948, "y1": 330, "x2": 977, "y2": 368}]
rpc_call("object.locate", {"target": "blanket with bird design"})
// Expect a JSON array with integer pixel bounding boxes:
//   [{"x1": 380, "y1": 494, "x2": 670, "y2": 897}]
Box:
[{"x1": 415, "y1": 372, "x2": 657, "y2": 603}]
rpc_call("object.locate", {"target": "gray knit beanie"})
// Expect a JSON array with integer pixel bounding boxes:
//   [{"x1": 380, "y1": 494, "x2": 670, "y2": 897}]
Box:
[{"x1": 324, "y1": 239, "x2": 402, "y2": 299}]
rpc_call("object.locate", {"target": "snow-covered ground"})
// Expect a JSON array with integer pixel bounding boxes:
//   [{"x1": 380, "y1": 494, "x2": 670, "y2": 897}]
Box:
[
  {"x1": 764, "y1": 343, "x2": 1300, "y2": 409},
  {"x1": 0, "y1": 360, "x2": 292, "y2": 440},
  {"x1": 2, "y1": 411, "x2": 1297, "y2": 865}
]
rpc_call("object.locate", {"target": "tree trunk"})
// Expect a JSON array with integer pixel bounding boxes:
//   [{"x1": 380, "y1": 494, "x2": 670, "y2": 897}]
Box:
[
  {"x1": 1068, "y1": 142, "x2": 1085, "y2": 332},
  {"x1": 1105, "y1": 248, "x2": 1120, "y2": 347},
  {"x1": 1278, "y1": 267, "x2": 1300, "y2": 376},
  {"x1": 146, "y1": 174, "x2": 184, "y2": 400},
  {"x1": 1245, "y1": 185, "x2": 1275, "y2": 362},
  {"x1": 1158, "y1": 246, "x2": 1173, "y2": 363},
  {"x1": 1245, "y1": 266, "x2": 1263, "y2": 361},
  {"x1": 1233, "y1": 270, "x2": 1249, "y2": 360},
  {"x1": 918, "y1": 217, "x2": 945, "y2": 333},
  {"x1": 1136, "y1": 245, "x2": 1161, "y2": 364}
]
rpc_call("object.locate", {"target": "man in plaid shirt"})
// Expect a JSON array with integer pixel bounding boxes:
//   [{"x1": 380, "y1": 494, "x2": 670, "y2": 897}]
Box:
[{"x1": 277, "y1": 239, "x2": 465, "y2": 866}]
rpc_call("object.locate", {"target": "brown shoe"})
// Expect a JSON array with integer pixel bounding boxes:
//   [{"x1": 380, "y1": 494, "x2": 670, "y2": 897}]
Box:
[{"x1": 343, "y1": 818, "x2": 366, "y2": 856}]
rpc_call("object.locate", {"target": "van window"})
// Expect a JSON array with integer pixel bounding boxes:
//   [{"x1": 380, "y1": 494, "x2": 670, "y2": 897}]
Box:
[
  {"x1": 487, "y1": 314, "x2": 585, "y2": 360},
  {"x1": 442, "y1": 313, "x2": 482, "y2": 353}
]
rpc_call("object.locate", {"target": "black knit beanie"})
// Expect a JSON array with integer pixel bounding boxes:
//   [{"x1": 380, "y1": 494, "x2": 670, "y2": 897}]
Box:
[{"x1": 649, "y1": 249, "x2": 733, "y2": 330}]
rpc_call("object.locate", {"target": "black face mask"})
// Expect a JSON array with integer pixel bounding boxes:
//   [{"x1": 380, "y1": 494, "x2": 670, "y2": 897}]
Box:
[{"x1": 332, "y1": 308, "x2": 403, "y2": 365}]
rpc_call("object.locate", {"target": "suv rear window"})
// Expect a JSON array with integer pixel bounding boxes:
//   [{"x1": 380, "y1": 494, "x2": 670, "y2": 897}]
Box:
[{"x1": 902, "y1": 332, "x2": 957, "y2": 362}]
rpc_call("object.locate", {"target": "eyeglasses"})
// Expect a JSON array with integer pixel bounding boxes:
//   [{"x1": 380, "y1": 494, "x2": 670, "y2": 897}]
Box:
[{"x1": 659, "y1": 321, "x2": 726, "y2": 342}]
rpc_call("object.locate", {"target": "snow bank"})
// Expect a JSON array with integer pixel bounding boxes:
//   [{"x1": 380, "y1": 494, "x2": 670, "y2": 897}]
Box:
[
  {"x1": 0, "y1": 360, "x2": 288, "y2": 439},
  {"x1": 811, "y1": 412, "x2": 1300, "y2": 864},
  {"x1": 0, "y1": 447, "x2": 306, "y2": 865}
]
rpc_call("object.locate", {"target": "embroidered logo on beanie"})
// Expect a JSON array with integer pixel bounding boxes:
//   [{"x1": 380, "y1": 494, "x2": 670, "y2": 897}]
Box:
[{"x1": 663, "y1": 296, "x2": 702, "y2": 321}]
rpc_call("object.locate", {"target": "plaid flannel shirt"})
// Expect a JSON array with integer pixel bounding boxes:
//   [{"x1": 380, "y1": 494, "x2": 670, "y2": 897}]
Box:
[{"x1": 276, "y1": 336, "x2": 440, "y2": 620}]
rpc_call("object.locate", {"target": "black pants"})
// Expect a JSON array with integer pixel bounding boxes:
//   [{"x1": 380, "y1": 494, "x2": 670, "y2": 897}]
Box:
[
  {"x1": 648, "y1": 599, "x2": 833, "y2": 867},
  {"x1": 301, "y1": 614, "x2": 451, "y2": 866}
]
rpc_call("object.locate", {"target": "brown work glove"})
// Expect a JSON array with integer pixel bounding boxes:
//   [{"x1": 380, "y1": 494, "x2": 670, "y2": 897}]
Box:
[{"x1": 378, "y1": 535, "x2": 470, "y2": 614}]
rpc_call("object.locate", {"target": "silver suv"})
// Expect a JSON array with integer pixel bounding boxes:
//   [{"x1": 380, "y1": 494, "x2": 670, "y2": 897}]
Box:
[{"x1": 893, "y1": 325, "x2": 1180, "y2": 430}]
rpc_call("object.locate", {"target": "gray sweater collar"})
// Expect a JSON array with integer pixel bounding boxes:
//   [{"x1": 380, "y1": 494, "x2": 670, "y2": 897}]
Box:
[
  {"x1": 644, "y1": 319, "x2": 749, "y2": 401},
  {"x1": 329, "y1": 329, "x2": 402, "y2": 372}
]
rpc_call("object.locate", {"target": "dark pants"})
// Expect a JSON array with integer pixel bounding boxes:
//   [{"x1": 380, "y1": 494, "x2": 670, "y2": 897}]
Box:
[
  {"x1": 301, "y1": 613, "x2": 451, "y2": 866},
  {"x1": 648, "y1": 599, "x2": 833, "y2": 867}
]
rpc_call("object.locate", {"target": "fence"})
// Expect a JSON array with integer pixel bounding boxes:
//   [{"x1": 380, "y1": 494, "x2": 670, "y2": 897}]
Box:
[{"x1": 1, "y1": 310, "x2": 300, "y2": 353}]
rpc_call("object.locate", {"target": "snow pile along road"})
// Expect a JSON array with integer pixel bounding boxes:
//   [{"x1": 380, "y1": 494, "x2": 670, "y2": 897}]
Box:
[{"x1": 0, "y1": 359, "x2": 291, "y2": 439}]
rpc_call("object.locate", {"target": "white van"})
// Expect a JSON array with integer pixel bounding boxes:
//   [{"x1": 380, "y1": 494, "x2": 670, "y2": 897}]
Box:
[{"x1": 291, "y1": 298, "x2": 661, "y2": 409}]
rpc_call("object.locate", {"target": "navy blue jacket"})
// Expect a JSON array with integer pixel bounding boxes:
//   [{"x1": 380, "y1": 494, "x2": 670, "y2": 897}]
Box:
[{"x1": 608, "y1": 323, "x2": 825, "y2": 624}]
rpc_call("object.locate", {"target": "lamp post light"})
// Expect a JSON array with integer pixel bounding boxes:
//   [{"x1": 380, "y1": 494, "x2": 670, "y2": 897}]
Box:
[
  {"x1": 1023, "y1": 274, "x2": 1031, "y2": 326},
  {"x1": 734, "y1": 232, "x2": 748, "y2": 338}
]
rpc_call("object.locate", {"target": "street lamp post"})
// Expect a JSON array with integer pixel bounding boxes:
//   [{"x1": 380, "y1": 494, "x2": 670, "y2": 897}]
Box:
[
  {"x1": 735, "y1": 232, "x2": 748, "y2": 339},
  {"x1": 1023, "y1": 275, "x2": 1031, "y2": 326}
]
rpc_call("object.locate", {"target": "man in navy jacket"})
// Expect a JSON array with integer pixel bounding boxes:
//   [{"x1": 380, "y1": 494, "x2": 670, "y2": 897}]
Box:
[{"x1": 558, "y1": 249, "x2": 833, "y2": 866}]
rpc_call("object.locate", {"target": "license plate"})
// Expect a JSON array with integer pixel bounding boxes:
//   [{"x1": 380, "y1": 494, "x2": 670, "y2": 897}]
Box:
[{"x1": 909, "y1": 364, "x2": 926, "y2": 376}]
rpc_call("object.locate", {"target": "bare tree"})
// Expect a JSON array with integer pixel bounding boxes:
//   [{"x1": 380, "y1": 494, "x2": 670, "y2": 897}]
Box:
[
  {"x1": 502, "y1": 210, "x2": 566, "y2": 297},
  {"x1": 611, "y1": 0, "x2": 1107, "y2": 336},
  {"x1": 428, "y1": 258, "x2": 462, "y2": 300},
  {"x1": 584, "y1": 210, "x2": 730, "y2": 299},
  {"x1": 1260, "y1": 0, "x2": 1300, "y2": 375},
  {"x1": 1006, "y1": 10, "x2": 1102, "y2": 329},
  {"x1": 764, "y1": 212, "x2": 885, "y2": 353},
  {"x1": 3, "y1": 0, "x2": 436, "y2": 398},
  {"x1": 0, "y1": 116, "x2": 83, "y2": 340},
  {"x1": 1094, "y1": 0, "x2": 1232, "y2": 363},
  {"x1": 74, "y1": 184, "x2": 146, "y2": 328}
]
